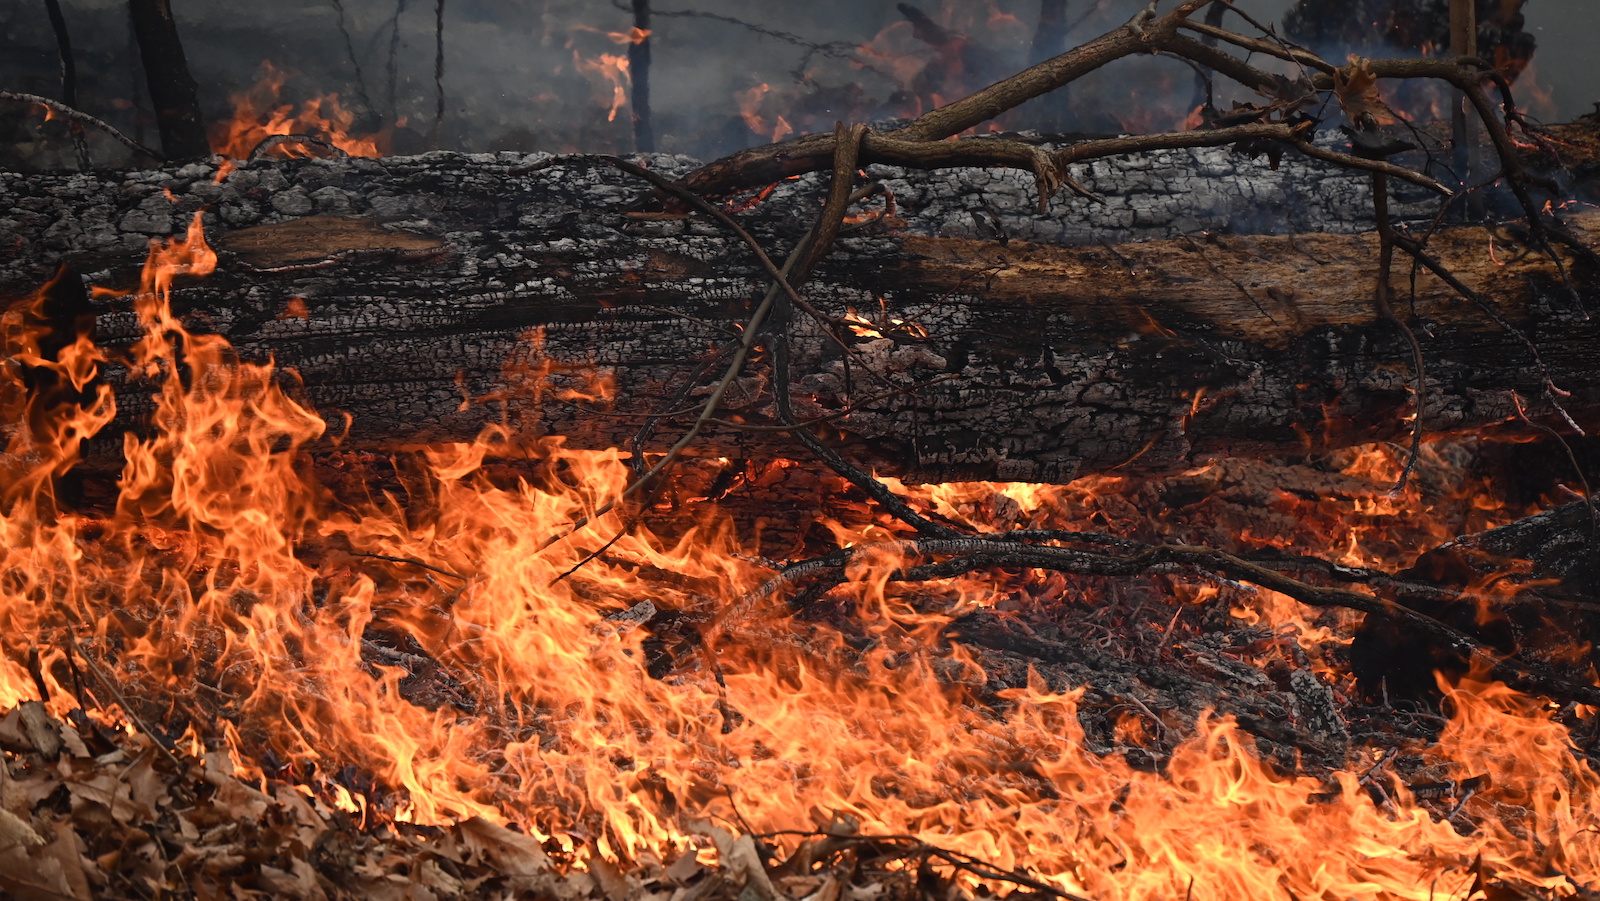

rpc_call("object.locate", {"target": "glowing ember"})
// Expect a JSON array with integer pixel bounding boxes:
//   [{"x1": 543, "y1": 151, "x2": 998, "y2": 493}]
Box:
[{"x1": 2, "y1": 213, "x2": 1599, "y2": 900}]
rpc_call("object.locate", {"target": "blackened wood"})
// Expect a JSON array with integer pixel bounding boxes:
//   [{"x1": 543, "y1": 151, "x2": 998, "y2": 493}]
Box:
[
  {"x1": 126, "y1": 0, "x2": 209, "y2": 160},
  {"x1": 629, "y1": 0, "x2": 654, "y2": 153},
  {"x1": 1, "y1": 151, "x2": 1596, "y2": 484},
  {"x1": 41, "y1": 0, "x2": 89, "y2": 170}
]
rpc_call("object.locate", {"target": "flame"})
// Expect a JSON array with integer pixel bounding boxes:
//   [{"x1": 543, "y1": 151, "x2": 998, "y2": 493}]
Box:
[
  {"x1": 572, "y1": 24, "x2": 651, "y2": 45},
  {"x1": 3, "y1": 217, "x2": 1600, "y2": 898},
  {"x1": 1511, "y1": 56, "x2": 1559, "y2": 123},
  {"x1": 735, "y1": 83, "x2": 794, "y2": 143},
  {"x1": 210, "y1": 61, "x2": 385, "y2": 159},
  {"x1": 574, "y1": 51, "x2": 631, "y2": 123}
]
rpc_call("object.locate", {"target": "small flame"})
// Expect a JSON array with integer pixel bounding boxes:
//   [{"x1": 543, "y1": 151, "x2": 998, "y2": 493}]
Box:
[{"x1": 735, "y1": 83, "x2": 793, "y2": 142}]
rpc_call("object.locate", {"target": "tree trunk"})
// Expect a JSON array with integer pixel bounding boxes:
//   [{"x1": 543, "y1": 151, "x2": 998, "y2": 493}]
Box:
[
  {"x1": 2, "y1": 149, "x2": 1596, "y2": 483},
  {"x1": 126, "y1": 0, "x2": 210, "y2": 160}
]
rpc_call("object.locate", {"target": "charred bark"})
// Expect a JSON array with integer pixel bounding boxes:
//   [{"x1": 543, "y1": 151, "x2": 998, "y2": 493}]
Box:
[
  {"x1": 126, "y1": 0, "x2": 209, "y2": 161},
  {"x1": 1, "y1": 148, "x2": 1597, "y2": 483}
]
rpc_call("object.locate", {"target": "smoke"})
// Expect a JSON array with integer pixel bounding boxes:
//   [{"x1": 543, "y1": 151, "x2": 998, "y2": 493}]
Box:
[{"x1": 0, "y1": 0, "x2": 1595, "y2": 168}]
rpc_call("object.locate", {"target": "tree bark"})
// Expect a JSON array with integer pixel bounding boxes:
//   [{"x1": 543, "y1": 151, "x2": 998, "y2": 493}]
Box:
[
  {"x1": 126, "y1": 0, "x2": 210, "y2": 161},
  {"x1": 2, "y1": 150, "x2": 1596, "y2": 483}
]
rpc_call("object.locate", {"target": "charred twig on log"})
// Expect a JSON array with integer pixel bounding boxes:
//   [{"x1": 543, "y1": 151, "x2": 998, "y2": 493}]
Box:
[
  {"x1": 247, "y1": 133, "x2": 349, "y2": 160},
  {"x1": 0, "y1": 91, "x2": 163, "y2": 162},
  {"x1": 528, "y1": 143, "x2": 862, "y2": 552}
]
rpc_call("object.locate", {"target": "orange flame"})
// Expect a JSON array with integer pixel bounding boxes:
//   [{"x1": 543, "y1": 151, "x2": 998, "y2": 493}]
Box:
[
  {"x1": 210, "y1": 62, "x2": 385, "y2": 159},
  {"x1": 735, "y1": 83, "x2": 794, "y2": 142},
  {"x1": 574, "y1": 51, "x2": 631, "y2": 123}
]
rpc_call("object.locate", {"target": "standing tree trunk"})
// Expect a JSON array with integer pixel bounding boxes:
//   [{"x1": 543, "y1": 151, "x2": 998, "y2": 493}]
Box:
[{"x1": 127, "y1": 0, "x2": 210, "y2": 160}]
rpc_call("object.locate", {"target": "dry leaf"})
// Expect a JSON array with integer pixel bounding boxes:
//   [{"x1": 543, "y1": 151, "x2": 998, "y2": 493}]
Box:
[
  {"x1": 454, "y1": 815, "x2": 553, "y2": 876},
  {"x1": 589, "y1": 847, "x2": 633, "y2": 901},
  {"x1": 1333, "y1": 57, "x2": 1397, "y2": 129},
  {"x1": 0, "y1": 804, "x2": 46, "y2": 847},
  {"x1": 803, "y1": 875, "x2": 841, "y2": 901},
  {"x1": 42, "y1": 821, "x2": 91, "y2": 901},
  {"x1": 664, "y1": 850, "x2": 705, "y2": 886},
  {"x1": 258, "y1": 859, "x2": 327, "y2": 901},
  {"x1": 17, "y1": 703, "x2": 62, "y2": 761},
  {"x1": 720, "y1": 835, "x2": 776, "y2": 901}
]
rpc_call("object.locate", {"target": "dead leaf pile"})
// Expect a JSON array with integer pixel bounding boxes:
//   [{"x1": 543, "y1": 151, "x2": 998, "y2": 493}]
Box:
[{"x1": 0, "y1": 704, "x2": 980, "y2": 901}]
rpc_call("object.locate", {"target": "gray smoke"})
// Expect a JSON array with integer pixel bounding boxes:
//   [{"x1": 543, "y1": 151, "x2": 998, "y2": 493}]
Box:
[{"x1": 0, "y1": 0, "x2": 1594, "y2": 170}]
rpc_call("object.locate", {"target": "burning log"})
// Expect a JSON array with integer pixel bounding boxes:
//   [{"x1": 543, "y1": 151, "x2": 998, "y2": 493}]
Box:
[{"x1": 1, "y1": 145, "x2": 1596, "y2": 483}]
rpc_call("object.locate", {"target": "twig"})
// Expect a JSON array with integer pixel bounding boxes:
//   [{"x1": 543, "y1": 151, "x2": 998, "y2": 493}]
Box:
[
  {"x1": 62, "y1": 630, "x2": 184, "y2": 769},
  {"x1": 725, "y1": 536, "x2": 1600, "y2": 709},
  {"x1": 349, "y1": 551, "x2": 467, "y2": 581},
  {"x1": 1178, "y1": 18, "x2": 1333, "y2": 75},
  {"x1": 1288, "y1": 138, "x2": 1451, "y2": 195},
  {"x1": 629, "y1": 0, "x2": 654, "y2": 152},
  {"x1": 41, "y1": 0, "x2": 89, "y2": 170},
  {"x1": 328, "y1": 0, "x2": 379, "y2": 124},
  {"x1": 527, "y1": 162, "x2": 828, "y2": 552},
  {"x1": 431, "y1": 0, "x2": 446, "y2": 149},
  {"x1": 1369, "y1": 171, "x2": 1427, "y2": 491},
  {"x1": 247, "y1": 133, "x2": 349, "y2": 160},
  {"x1": 751, "y1": 829, "x2": 1097, "y2": 901},
  {"x1": 0, "y1": 91, "x2": 163, "y2": 162}
]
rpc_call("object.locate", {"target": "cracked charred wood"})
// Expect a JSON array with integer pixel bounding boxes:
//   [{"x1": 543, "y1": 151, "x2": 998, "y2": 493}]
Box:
[{"x1": 2, "y1": 148, "x2": 1598, "y2": 483}]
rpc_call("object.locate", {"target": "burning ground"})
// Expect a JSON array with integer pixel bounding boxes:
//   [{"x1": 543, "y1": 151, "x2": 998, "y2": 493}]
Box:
[{"x1": 0, "y1": 200, "x2": 1596, "y2": 899}]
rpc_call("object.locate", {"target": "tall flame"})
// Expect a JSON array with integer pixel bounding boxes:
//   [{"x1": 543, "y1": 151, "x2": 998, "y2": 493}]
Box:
[{"x1": 2, "y1": 214, "x2": 1599, "y2": 898}]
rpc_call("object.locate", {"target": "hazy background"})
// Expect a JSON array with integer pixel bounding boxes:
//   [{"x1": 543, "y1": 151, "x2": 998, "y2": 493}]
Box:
[{"x1": 2, "y1": 0, "x2": 1595, "y2": 167}]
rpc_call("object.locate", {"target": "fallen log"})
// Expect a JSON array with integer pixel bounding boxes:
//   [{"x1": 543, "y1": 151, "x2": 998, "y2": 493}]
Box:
[{"x1": 2, "y1": 146, "x2": 1597, "y2": 482}]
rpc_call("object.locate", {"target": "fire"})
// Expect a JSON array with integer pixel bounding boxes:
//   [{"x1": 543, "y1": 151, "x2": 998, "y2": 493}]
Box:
[
  {"x1": 736, "y1": 83, "x2": 794, "y2": 143},
  {"x1": 574, "y1": 51, "x2": 631, "y2": 123},
  {"x1": 3, "y1": 214, "x2": 1600, "y2": 898},
  {"x1": 210, "y1": 62, "x2": 385, "y2": 159}
]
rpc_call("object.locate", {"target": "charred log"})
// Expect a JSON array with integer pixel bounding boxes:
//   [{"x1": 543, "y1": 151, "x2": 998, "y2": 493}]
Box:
[{"x1": 1, "y1": 148, "x2": 1597, "y2": 483}]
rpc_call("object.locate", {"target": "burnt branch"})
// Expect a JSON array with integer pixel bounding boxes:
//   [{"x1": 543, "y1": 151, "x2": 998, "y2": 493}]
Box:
[
  {"x1": 727, "y1": 535, "x2": 1600, "y2": 710},
  {"x1": 0, "y1": 91, "x2": 164, "y2": 162},
  {"x1": 1369, "y1": 171, "x2": 1427, "y2": 491},
  {"x1": 41, "y1": 0, "x2": 89, "y2": 170}
]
